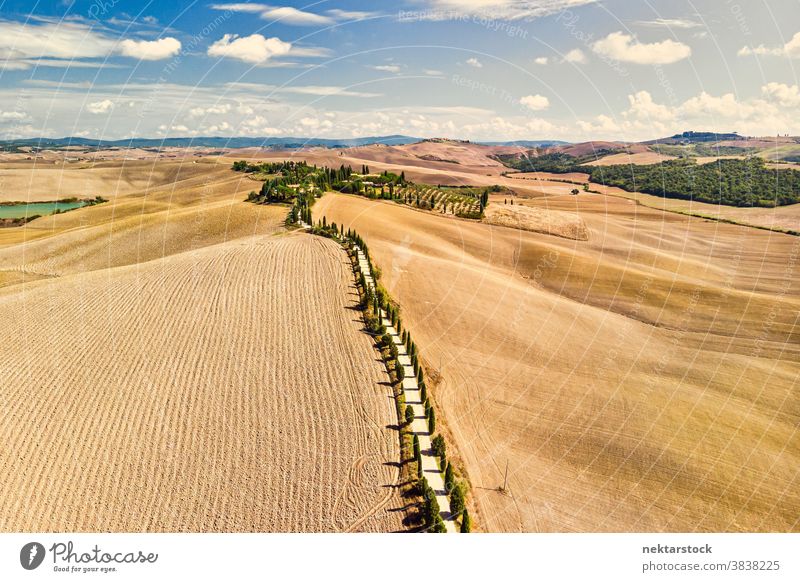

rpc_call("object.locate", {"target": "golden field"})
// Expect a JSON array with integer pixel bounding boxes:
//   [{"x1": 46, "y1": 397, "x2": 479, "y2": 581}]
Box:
[
  {"x1": 0, "y1": 159, "x2": 404, "y2": 532},
  {"x1": 315, "y1": 190, "x2": 799, "y2": 533}
]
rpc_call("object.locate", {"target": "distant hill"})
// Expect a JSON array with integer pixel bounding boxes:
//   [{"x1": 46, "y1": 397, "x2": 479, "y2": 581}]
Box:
[
  {"x1": 0, "y1": 135, "x2": 424, "y2": 150},
  {"x1": 0, "y1": 135, "x2": 572, "y2": 151},
  {"x1": 477, "y1": 140, "x2": 570, "y2": 148},
  {"x1": 646, "y1": 131, "x2": 744, "y2": 145}
]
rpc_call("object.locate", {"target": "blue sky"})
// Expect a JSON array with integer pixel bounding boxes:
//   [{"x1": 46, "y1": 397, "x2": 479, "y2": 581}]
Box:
[{"x1": 0, "y1": 0, "x2": 799, "y2": 141}]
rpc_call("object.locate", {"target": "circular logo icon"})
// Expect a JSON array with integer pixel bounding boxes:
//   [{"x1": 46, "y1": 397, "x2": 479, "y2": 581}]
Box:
[{"x1": 20, "y1": 542, "x2": 46, "y2": 570}]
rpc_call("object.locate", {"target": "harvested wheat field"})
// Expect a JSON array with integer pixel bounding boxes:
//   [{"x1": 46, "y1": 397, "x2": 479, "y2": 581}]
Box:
[
  {"x1": 583, "y1": 151, "x2": 675, "y2": 166},
  {"x1": 483, "y1": 204, "x2": 589, "y2": 240},
  {"x1": 0, "y1": 159, "x2": 405, "y2": 532},
  {"x1": 315, "y1": 192, "x2": 800, "y2": 533},
  {"x1": 0, "y1": 233, "x2": 403, "y2": 532}
]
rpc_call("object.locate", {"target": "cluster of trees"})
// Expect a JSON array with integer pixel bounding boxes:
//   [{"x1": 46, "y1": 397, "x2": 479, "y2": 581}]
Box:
[
  {"x1": 497, "y1": 152, "x2": 800, "y2": 207},
  {"x1": 237, "y1": 160, "x2": 360, "y2": 205},
  {"x1": 287, "y1": 195, "x2": 312, "y2": 226},
  {"x1": 308, "y1": 216, "x2": 344, "y2": 240},
  {"x1": 340, "y1": 170, "x2": 407, "y2": 200}
]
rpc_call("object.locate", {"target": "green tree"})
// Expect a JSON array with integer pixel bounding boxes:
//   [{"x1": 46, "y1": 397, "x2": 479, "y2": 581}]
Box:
[
  {"x1": 450, "y1": 482, "x2": 465, "y2": 516},
  {"x1": 445, "y1": 461, "x2": 454, "y2": 492},
  {"x1": 432, "y1": 514, "x2": 447, "y2": 533},
  {"x1": 431, "y1": 434, "x2": 446, "y2": 460},
  {"x1": 420, "y1": 478, "x2": 441, "y2": 530},
  {"x1": 405, "y1": 405, "x2": 415, "y2": 426},
  {"x1": 428, "y1": 407, "x2": 436, "y2": 433},
  {"x1": 460, "y1": 508, "x2": 471, "y2": 533}
]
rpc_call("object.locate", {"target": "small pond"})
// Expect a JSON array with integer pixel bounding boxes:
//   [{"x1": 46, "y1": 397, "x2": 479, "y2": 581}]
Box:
[{"x1": 0, "y1": 200, "x2": 91, "y2": 219}]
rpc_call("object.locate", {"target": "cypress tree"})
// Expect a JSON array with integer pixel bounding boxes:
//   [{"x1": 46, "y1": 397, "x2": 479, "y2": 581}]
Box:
[
  {"x1": 428, "y1": 407, "x2": 436, "y2": 433},
  {"x1": 417, "y1": 368, "x2": 424, "y2": 385},
  {"x1": 445, "y1": 462, "x2": 454, "y2": 492},
  {"x1": 432, "y1": 514, "x2": 447, "y2": 533},
  {"x1": 460, "y1": 509, "x2": 471, "y2": 533},
  {"x1": 413, "y1": 434, "x2": 420, "y2": 461},
  {"x1": 450, "y1": 482, "x2": 465, "y2": 516},
  {"x1": 431, "y1": 434, "x2": 446, "y2": 460},
  {"x1": 420, "y1": 381, "x2": 427, "y2": 403},
  {"x1": 404, "y1": 405, "x2": 415, "y2": 426}
]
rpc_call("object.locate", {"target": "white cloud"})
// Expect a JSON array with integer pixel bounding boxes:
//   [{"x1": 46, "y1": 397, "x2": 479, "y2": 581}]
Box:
[
  {"x1": 520, "y1": 94, "x2": 550, "y2": 111},
  {"x1": 739, "y1": 32, "x2": 800, "y2": 58},
  {"x1": 577, "y1": 114, "x2": 620, "y2": 134},
  {"x1": 206, "y1": 121, "x2": 232, "y2": 133},
  {"x1": 189, "y1": 103, "x2": 233, "y2": 117},
  {"x1": 0, "y1": 60, "x2": 35, "y2": 71},
  {"x1": 21, "y1": 59, "x2": 124, "y2": 69},
  {"x1": 210, "y1": 3, "x2": 266, "y2": 14},
  {"x1": 258, "y1": 6, "x2": 334, "y2": 26},
  {"x1": 592, "y1": 32, "x2": 691, "y2": 64},
  {"x1": 0, "y1": 110, "x2": 27, "y2": 120},
  {"x1": 679, "y1": 91, "x2": 757, "y2": 119},
  {"x1": 223, "y1": 82, "x2": 381, "y2": 98},
  {"x1": 207, "y1": 34, "x2": 292, "y2": 64},
  {"x1": 280, "y1": 85, "x2": 382, "y2": 98},
  {"x1": 0, "y1": 19, "x2": 180, "y2": 68},
  {"x1": 761, "y1": 82, "x2": 800, "y2": 107},
  {"x1": 372, "y1": 64, "x2": 401, "y2": 73},
  {"x1": 407, "y1": 1, "x2": 597, "y2": 21},
  {"x1": 636, "y1": 18, "x2": 701, "y2": 29},
  {"x1": 325, "y1": 9, "x2": 377, "y2": 21},
  {"x1": 0, "y1": 19, "x2": 115, "y2": 60},
  {"x1": 211, "y1": 4, "x2": 376, "y2": 25},
  {"x1": 533, "y1": 56, "x2": 548, "y2": 65},
  {"x1": 118, "y1": 37, "x2": 181, "y2": 60},
  {"x1": 86, "y1": 100, "x2": 114, "y2": 114},
  {"x1": 424, "y1": 69, "x2": 444, "y2": 75},
  {"x1": 624, "y1": 90, "x2": 675, "y2": 122},
  {"x1": 466, "y1": 57, "x2": 483, "y2": 68},
  {"x1": 158, "y1": 124, "x2": 194, "y2": 135},
  {"x1": 563, "y1": 48, "x2": 587, "y2": 64},
  {"x1": 462, "y1": 115, "x2": 561, "y2": 138}
]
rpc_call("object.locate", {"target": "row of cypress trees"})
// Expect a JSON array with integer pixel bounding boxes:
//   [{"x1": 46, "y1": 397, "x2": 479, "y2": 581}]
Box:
[{"x1": 340, "y1": 226, "x2": 471, "y2": 533}]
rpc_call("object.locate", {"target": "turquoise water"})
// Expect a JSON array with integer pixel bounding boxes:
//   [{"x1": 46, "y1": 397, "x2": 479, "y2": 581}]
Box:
[{"x1": 0, "y1": 200, "x2": 90, "y2": 219}]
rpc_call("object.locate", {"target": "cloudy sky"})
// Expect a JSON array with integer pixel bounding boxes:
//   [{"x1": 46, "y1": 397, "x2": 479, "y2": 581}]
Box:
[{"x1": 0, "y1": 0, "x2": 799, "y2": 142}]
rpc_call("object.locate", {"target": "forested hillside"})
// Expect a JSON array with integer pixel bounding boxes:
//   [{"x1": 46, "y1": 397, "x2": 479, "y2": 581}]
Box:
[{"x1": 498, "y1": 153, "x2": 800, "y2": 207}]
